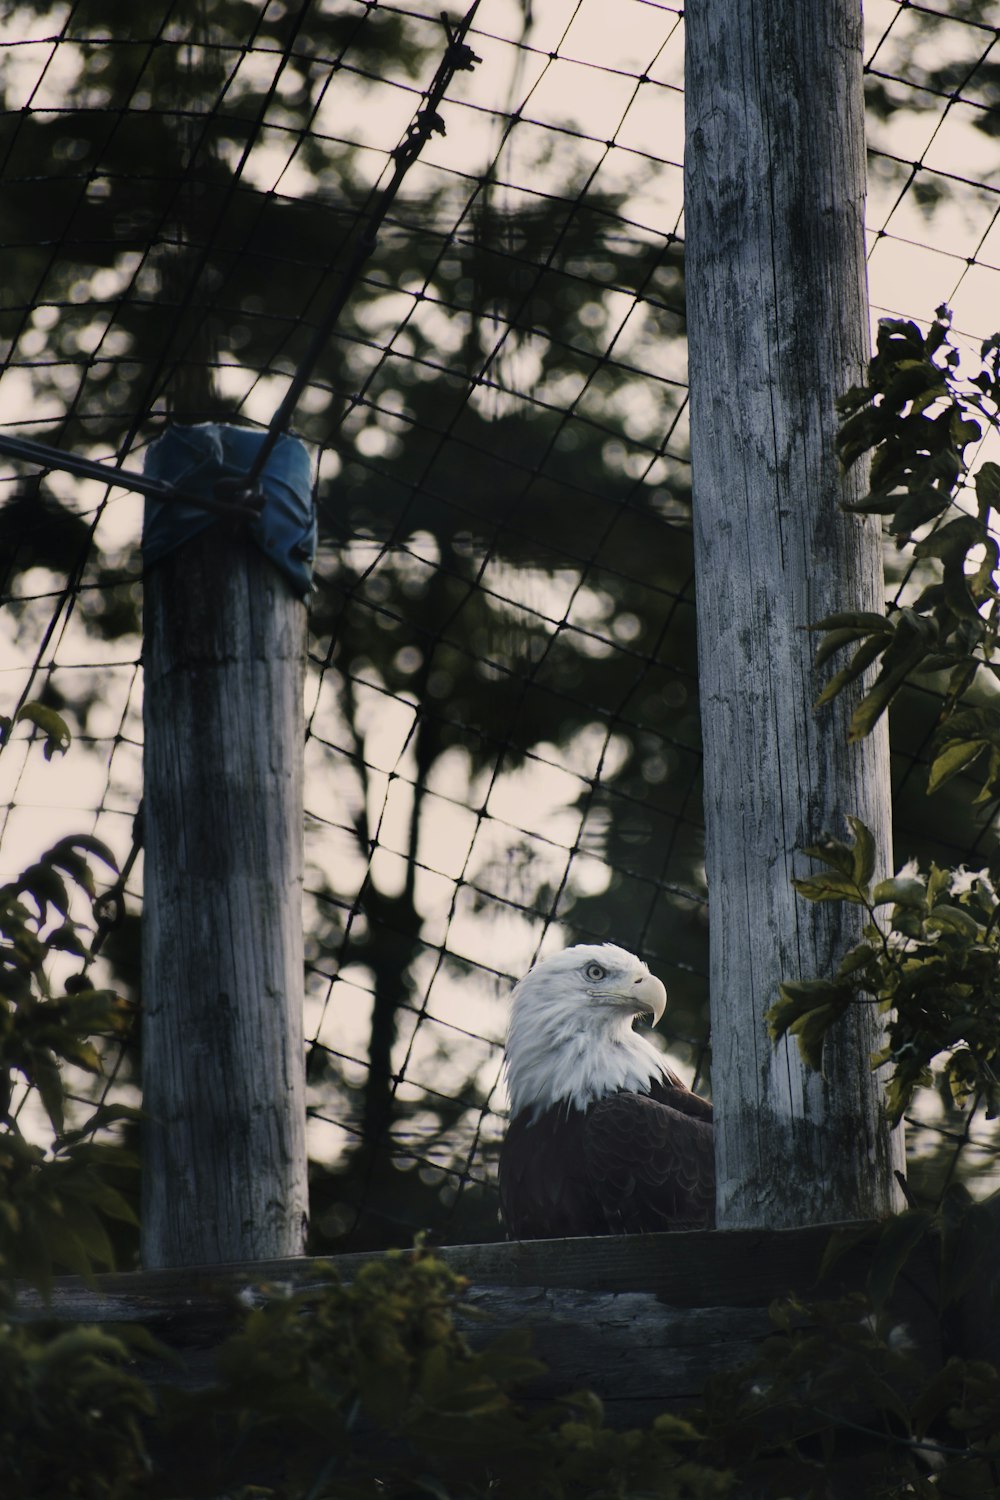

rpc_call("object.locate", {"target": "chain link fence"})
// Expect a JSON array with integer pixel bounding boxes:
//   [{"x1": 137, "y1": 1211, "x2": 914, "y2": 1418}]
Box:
[{"x1": 2, "y1": 0, "x2": 1000, "y2": 1252}]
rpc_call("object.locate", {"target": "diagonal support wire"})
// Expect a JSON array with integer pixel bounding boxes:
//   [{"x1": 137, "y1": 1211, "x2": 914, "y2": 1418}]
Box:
[
  {"x1": 242, "y1": 1, "x2": 483, "y2": 490},
  {"x1": 0, "y1": 5, "x2": 481, "y2": 520},
  {"x1": 0, "y1": 432, "x2": 265, "y2": 519}
]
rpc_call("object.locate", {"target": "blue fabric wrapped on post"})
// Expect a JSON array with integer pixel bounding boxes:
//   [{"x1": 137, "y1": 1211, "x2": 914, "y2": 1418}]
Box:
[{"x1": 142, "y1": 424, "x2": 316, "y2": 597}]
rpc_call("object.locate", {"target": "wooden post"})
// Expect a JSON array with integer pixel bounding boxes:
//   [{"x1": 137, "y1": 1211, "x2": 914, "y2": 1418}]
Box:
[
  {"x1": 684, "y1": 0, "x2": 905, "y2": 1227},
  {"x1": 141, "y1": 528, "x2": 308, "y2": 1267}
]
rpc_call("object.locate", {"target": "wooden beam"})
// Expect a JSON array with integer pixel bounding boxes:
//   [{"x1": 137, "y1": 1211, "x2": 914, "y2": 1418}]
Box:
[
  {"x1": 142, "y1": 529, "x2": 308, "y2": 1267},
  {"x1": 684, "y1": 0, "x2": 904, "y2": 1226},
  {"x1": 13, "y1": 1226, "x2": 942, "y2": 1420},
  {"x1": 13, "y1": 1223, "x2": 878, "y2": 1327}
]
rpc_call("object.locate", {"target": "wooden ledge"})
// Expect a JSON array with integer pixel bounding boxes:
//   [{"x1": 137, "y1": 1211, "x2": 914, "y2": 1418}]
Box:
[
  {"x1": 13, "y1": 1221, "x2": 878, "y2": 1330},
  {"x1": 11, "y1": 1221, "x2": 943, "y2": 1423}
]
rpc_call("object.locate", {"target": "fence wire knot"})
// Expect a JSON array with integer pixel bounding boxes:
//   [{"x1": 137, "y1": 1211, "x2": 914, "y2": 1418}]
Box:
[
  {"x1": 392, "y1": 108, "x2": 448, "y2": 165},
  {"x1": 440, "y1": 12, "x2": 482, "y2": 74}
]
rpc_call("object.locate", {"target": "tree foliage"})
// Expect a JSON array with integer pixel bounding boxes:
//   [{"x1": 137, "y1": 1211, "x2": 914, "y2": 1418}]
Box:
[
  {"x1": 3, "y1": 1243, "x2": 734, "y2": 1498},
  {"x1": 703, "y1": 1287, "x2": 1000, "y2": 1499},
  {"x1": 812, "y1": 308, "x2": 1000, "y2": 759},
  {"x1": 1, "y1": 0, "x2": 702, "y2": 1247},
  {"x1": 732, "y1": 307, "x2": 1000, "y2": 1496},
  {"x1": 0, "y1": 720, "x2": 735, "y2": 1499},
  {"x1": 0, "y1": 710, "x2": 139, "y2": 1293},
  {"x1": 771, "y1": 818, "x2": 1000, "y2": 1128},
  {"x1": 779, "y1": 308, "x2": 1000, "y2": 1109},
  {"x1": 143, "y1": 1250, "x2": 732, "y2": 1500}
]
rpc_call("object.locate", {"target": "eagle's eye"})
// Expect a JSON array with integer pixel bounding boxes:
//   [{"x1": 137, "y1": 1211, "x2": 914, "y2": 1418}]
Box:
[{"x1": 584, "y1": 961, "x2": 606, "y2": 982}]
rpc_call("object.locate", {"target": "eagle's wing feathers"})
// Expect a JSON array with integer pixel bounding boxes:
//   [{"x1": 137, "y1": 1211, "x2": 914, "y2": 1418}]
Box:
[
  {"x1": 582, "y1": 1091, "x2": 715, "y2": 1232},
  {"x1": 499, "y1": 1107, "x2": 608, "y2": 1239},
  {"x1": 648, "y1": 1073, "x2": 714, "y2": 1122}
]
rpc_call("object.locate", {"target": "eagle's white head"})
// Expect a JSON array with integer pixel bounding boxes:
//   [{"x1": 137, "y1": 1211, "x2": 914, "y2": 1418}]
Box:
[{"x1": 503, "y1": 942, "x2": 669, "y2": 1119}]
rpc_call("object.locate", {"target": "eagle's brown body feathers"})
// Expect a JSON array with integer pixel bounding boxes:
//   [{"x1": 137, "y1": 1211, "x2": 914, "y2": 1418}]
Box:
[{"x1": 499, "y1": 1074, "x2": 714, "y2": 1237}]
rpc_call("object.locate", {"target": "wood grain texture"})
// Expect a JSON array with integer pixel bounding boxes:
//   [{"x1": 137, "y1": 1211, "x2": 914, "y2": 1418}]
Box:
[
  {"x1": 460, "y1": 1287, "x2": 772, "y2": 1421},
  {"x1": 14, "y1": 1281, "x2": 772, "y2": 1419},
  {"x1": 12, "y1": 1222, "x2": 876, "y2": 1326},
  {"x1": 142, "y1": 528, "x2": 308, "y2": 1267},
  {"x1": 684, "y1": 0, "x2": 905, "y2": 1226},
  {"x1": 13, "y1": 1227, "x2": 943, "y2": 1421}
]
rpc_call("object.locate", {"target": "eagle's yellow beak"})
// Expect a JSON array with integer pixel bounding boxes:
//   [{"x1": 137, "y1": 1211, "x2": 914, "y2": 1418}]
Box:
[{"x1": 631, "y1": 970, "x2": 666, "y2": 1028}]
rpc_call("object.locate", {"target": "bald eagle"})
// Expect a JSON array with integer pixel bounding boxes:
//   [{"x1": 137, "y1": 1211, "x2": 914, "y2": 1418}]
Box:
[{"x1": 498, "y1": 943, "x2": 714, "y2": 1238}]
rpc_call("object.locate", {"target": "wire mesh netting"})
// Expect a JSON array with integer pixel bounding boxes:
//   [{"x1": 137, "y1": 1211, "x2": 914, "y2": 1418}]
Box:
[{"x1": 3, "y1": 0, "x2": 1000, "y2": 1255}]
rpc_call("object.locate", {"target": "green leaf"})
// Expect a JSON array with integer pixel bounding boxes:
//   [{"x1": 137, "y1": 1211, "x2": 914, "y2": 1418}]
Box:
[
  {"x1": 18, "y1": 862, "x2": 70, "y2": 922},
  {"x1": 33, "y1": 1056, "x2": 66, "y2": 1136},
  {"x1": 974, "y1": 744, "x2": 1000, "y2": 802},
  {"x1": 951, "y1": 413, "x2": 982, "y2": 447},
  {"x1": 871, "y1": 876, "x2": 927, "y2": 909},
  {"x1": 791, "y1": 874, "x2": 866, "y2": 904},
  {"x1": 54, "y1": 1037, "x2": 103, "y2": 1074},
  {"x1": 877, "y1": 317, "x2": 926, "y2": 355},
  {"x1": 810, "y1": 611, "x2": 895, "y2": 634},
  {"x1": 54, "y1": 833, "x2": 119, "y2": 876},
  {"x1": 884, "y1": 482, "x2": 955, "y2": 541},
  {"x1": 943, "y1": 662, "x2": 979, "y2": 703},
  {"x1": 914, "y1": 510, "x2": 996, "y2": 617},
  {"x1": 835, "y1": 382, "x2": 874, "y2": 415},
  {"x1": 927, "y1": 739, "x2": 988, "y2": 794},
  {"x1": 813, "y1": 624, "x2": 882, "y2": 671},
  {"x1": 913, "y1": 513, "x2": 983, "y2": 565},
  {"x1": 69, "y1": 1175, "x2": 139, "y2": 1227},
  {"x1": 60, "y1": 1198, "x2": 117, "y2": 1271},
  {"x1": 975, "y1": 459, "x2": 1000, "y2": 514},
  {"x1": 45, "y1": 923, "x2": 86, "y2": 957},
  {"x1": 791, "y1": 1006, "x2": 848, "y2": 1071},
  {"x1": 836, "y1": 941, "x2": 879, "y2": 980},
  {"x1": 15, "y1": 702, "x2": 72, "y2": 760},
  {"x1": 911, "y1": 1364, "x2": 968, "y2": 1437},
  {"x1": 846, "y1": 816, "x2": 876, "y2": 887},
  {"x1": 837, "y1": 408, "x2": 883, "y2": 469},
  {"x1": 768, "y1": 981, "x2": 842, "y2": 1038},
  {"x1": 846, "y1": 634, "x2": 932, "y2": 741},
  {"x1": 927, "y1": 863, "x2": 953, "y2": 907},
  {"x1": 799, "y1": 836, "x2": 856, "y2": 877},
  {"x1": 847, "y1": 685, "x2": 895, "y2": 742},
  {"x1": 57, "y1": 1102, "x2": 143, "y2": 1147},
  {"x1": 969, "y1": 498, "x2": 1000, "y2": 598},
  {"x1": 814, "y1": 634, "x2": 890, "y2": 710},
  {"x1": 818, "y1": 1221, "x2": 879, "y2": 1281},
  {"x1": 926, "y1": 904, "x2": 981, "y2": 939},
  {"x1": 883, "y1": 361, "x2": 945, "y2": 411},
  {"x1": 941, "y1": 1194, "x2": 1000, "y2": 1307},
  {"x1": 44, "y1": 844, "x2": 95, "y2": 898},
  {"x1": 768, "y1": 981, "x2": 854, "y2": 1072},
  {"x1": 867, "y1": 1209, "x2": 934, "y2": 1307}
]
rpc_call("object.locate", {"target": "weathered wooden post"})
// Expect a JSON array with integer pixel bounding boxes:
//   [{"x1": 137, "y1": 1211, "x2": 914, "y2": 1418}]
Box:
[
  {"x1": 684, "y1": 1, "x2": 905, "y2": 1226},
  {"x1": 141, "y1": 426, "x2": 314, "y2": 1267}
]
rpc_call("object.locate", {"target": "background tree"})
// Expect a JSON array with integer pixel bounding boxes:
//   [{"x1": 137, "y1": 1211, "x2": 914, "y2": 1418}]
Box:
[
  {"x1": 0, "y1": 0, "x2": 700, "y2": 1250},
  {"x1": 3, "y1": 0, "x2": 999, "y2": 1249}
]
